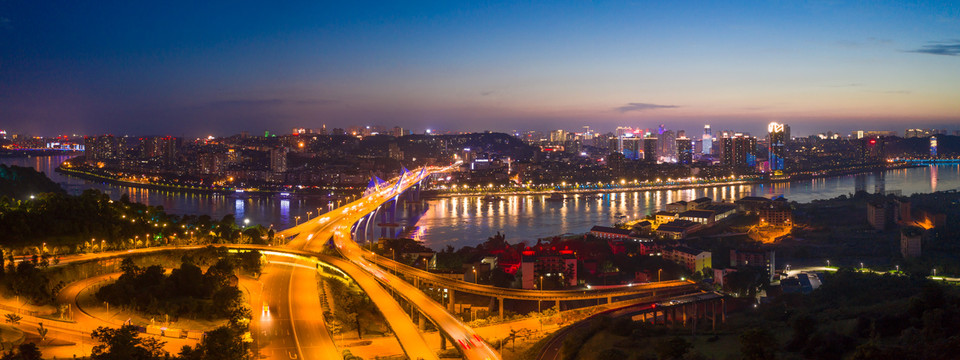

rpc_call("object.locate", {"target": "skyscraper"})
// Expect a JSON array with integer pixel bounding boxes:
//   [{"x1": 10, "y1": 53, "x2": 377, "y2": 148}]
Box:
[
  {"x1": 702, "y1": 124, "x2": 713, "y2": 155},
  {"x1": 676, "y1": 137, "x2": 693, "y2": 165},
  {"x1": 720, "y1": 134, "x2": 757, "y2": 168},
  {"x1": 550, "y1": 129, "x2": 568, "y2": 143},
  {"x1": 270, "y1": 147, "x2": 288, "y2": 173},
  {"x1": 658, "y1": 130, "x2": 677, "y2": 163},
  {"x1": 84, "y1": 135, "x2": 122, "y2": 165},
  {"x1": 768, "y1": 122, "x2": 788, "y2": 171},
  {"x1": 140, "y1": 136, "x2": 179, "y2": 165},
  {"x1": 643, "y1": 135, "x2": 658, "y2": 162}
]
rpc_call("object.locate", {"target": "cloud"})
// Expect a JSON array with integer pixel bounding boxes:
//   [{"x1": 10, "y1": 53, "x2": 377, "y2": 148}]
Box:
[
  {"x1": 480, "y1": 91, "x2": 494, "y2": 96},
  {"x1": 615, "y1": 102, "x2": 679, "y2": 113},
  {"x1": 908, "y1": 40, "x2": 960, "y2": 56}
]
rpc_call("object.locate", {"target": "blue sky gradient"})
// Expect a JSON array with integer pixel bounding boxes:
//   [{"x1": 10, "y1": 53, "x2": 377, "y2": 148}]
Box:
[{"x1": 1, "y1": 1, "x2": 958, "y2": 137}]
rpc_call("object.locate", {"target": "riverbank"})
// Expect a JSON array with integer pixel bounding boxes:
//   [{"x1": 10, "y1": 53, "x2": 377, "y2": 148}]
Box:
[
  {"x1": 56, "y1": 165, "x2": 351, "y2": 199},
  {"x1": 0, "y1": 150, "x2": 83, "y2": 157},
  {"x1": 422, "y1": 162, "x2": 920, "y2": 199},
  {"x1": 56, "y1": 166, "x2": 233, "y2": 195}
]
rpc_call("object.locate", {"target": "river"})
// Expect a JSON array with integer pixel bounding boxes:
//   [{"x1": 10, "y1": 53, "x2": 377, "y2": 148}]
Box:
[{"x1": 3, "y1": 155, "x2": 958, "y2": 249}]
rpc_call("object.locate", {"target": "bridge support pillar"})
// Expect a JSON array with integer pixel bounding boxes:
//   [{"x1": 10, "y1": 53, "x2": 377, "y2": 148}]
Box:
[
  {"x1": 709, "y1": 301, "x2": 714, "y2": 330},
  {"x1": 448, "y1": 289, "x2": 456, "y2": 313},
  {"x1": 440, "y1": 332, "x2": 446, "y2": 350},
  {"x1": 692, "y1": 303, "x2": 699, "y2": 336},
  {"x1": 606, "y1": 296, "x2": 612, "y2": 305},
  {"x1": 498, "y1": 297, "x2": 504, "y2": 319},
  {"x1": 555, "y1": 300, "x2": 560, "y2": 311},
  {"x1": 721, "y1": 299, "x2": 726, "y2": 324},
  {"x1": 682, "y1": 305, "x2": 688, "y2": 326},
  {"x1": 418, "y1": 312, "x2": 426, "y2": 331}
]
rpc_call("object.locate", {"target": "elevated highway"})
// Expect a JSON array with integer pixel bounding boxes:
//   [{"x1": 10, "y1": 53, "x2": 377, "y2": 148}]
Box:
[
  {"x1": 277, "y1": 164, "x2": 701, "y2": 359},
  {"x1": 48, "y1": 163, "x2": 701, "y2": 360}
]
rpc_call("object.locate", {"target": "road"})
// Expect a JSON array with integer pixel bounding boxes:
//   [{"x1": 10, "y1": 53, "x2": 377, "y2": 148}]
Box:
[
  {"x1": 256, "y1": 256, "x2": 342, "y2": 360},
  {"x1": 536, "y1": 292, "x2": 712, "y2": 360},
  {"x1": 289, "y1": 165, "x2": 502, "y2": 360},
  {"x1": 38, "y1": 163, "x2": 692, "y2": 360},
  {"x1": 52, "y1": 272, "x2": 198, "y2": 357},
  {"x1": 365, "y1": 252, "x2": 697, "y2": 301}
]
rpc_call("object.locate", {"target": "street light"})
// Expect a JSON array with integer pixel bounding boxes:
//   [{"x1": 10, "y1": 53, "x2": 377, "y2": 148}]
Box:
[
  {"x1": 539, "y1": 276, "x2": 544, "y2": 313},
  {"x1": 826, "y1": 259, "x2": 830, "y2": 267},
  {"x1": 860, "y1": 262, "x2": 864, "y2": 271},
  {"x1": 294, "y1": 216, "x2": 301, "y2": 226},
  {"x1": 658, "y1": 268, "x2": 662, "y2": 282},
  {"x1": 472, "y1": 267, "x2": 478, "y2": 284},
  {"x1": 244, "y1": 218, "x2": 250, "y2": 227}
]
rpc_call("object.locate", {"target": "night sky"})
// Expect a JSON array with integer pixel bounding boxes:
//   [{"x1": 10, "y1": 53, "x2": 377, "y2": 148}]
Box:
[{"x1": 1, "y1": 1, "x2": 958, "y2": 137}]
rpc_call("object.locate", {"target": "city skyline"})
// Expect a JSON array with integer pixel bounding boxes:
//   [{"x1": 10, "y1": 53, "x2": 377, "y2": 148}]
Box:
[{"x1": 2, "y1": 1, "x2": 959, "y2": 137}]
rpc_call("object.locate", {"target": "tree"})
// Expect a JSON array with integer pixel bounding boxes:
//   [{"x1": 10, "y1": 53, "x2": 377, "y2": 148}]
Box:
[
  {"x1": 212, "y1": 287, "x2": 245, "y2": 319},
  {"x1": 35, "y1": 323, "x2": 47, "y2": 344},
  {"x1": 4, "y1": 315, "x2": 20, "y2": 325},
  {"x1": 180, "y1": 326, "x2": 251, "y2": 360},
  {"x1": 740, "y1": 328, "x2": 778, "y2": 360},
  {"x1": 237, "y1": 251, "x2": 262, "y2": 277},
  {"x1": 90, "y1": 325, "x2": 167, "y2": 360},
  {"x1": 597, "y1": 348, "x2": 629, "y2": 360},
  {"x1": 8, "y1": 261, "x2": 50, "y2": 305},
  {"x1": 655, "y1": 336, "x2": 691, "y2": 360},
  {"x1": 0, "y1": 342, "x2": 42, "y2": 360},
  {"x1": 786, "y1": 313, "x2": 817, "y2": 351}
]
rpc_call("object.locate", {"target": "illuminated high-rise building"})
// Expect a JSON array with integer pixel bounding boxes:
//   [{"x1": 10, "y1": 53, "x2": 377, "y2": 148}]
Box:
[
  {"x1": 658, "y1": 130, "x2": 677, "y2": 162},
  {"x1": 676, "y1": 137, "x2": 693, "y2": 165},
  {"x1": 720, "y1": 134, "x2": 757, "y2": 168},
  {"x1": 84, "y1": 135, "x2": 122, "y2": 165},
  {"x1": 620, "y1": 135, "x2": 642, "y2": 160},
  {"x1": 550, "y1": 129, "x2": 568, "y2": 143},
  {"x1": 270, "y1": 147, "x2": 288, "y2": 173},
  {"x1": 931, "y1": 136, "x2": 938, "y2": 158},
  {"x1": 702, "y1": 124, "x2": 713, "y2": 155},
  {"x1": 768, "y1": 122, "x2": 788, "y2": 171},
  {"x1": 643, "y1": 135, "x2": 658, "y2": 162},
  {"x1": 139, "y1": 136, "x2": 179, "y2": 164}
]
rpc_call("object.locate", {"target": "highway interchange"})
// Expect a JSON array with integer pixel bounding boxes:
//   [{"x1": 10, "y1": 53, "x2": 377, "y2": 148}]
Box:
[{"x1": 35, "y1": 164, "x2": 698, "y2": 359}]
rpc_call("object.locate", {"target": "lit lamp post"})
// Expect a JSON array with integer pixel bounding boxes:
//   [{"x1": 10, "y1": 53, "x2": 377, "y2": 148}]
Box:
[
  {"x1": 860, "y1": 262, "x2": 864, "y2": 272},
  {"x1": 826, "y1": 259, "x2": 830, "y2": 267},
  {"x1": 244, "y1": 218, "x2": 250, "y2": 227},
  {"x1": 538, "y1": 276, "x2": 544, "y2": 313},
  {"x1": 294, "y1": 216, "x2": 301, "y2": 226},
  {"x1": 472, "y1": 268, "x2": 478, "y2": 284},
  {"x1": 307, "y1": 211, "x2": 313, "y2": 219}
]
